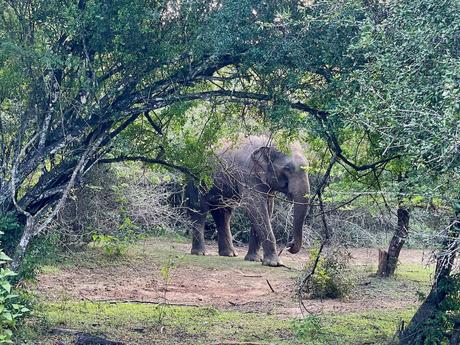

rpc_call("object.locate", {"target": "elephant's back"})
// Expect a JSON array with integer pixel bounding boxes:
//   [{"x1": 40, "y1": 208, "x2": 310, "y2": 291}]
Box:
[
  {"x1": 210, "y1": 135, "x2": 271, "y2": 190},
  {"x1": 216, "y1": 135, "x2": 273, "y2": 165}
]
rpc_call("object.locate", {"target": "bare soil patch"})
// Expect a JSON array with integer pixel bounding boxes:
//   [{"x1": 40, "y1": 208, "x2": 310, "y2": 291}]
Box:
[{"x1": 36, "y1": 240, "x2": 431, "y2": 318}]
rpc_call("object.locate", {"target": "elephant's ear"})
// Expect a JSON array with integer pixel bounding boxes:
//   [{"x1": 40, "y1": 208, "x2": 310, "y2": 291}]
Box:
[{"x1": 250, "y1": 146, "x2": 272, "y2": 178}]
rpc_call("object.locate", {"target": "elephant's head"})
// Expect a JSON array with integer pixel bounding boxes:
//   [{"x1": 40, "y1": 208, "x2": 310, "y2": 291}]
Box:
[{"x1": 251, "y1": 144, "x2": 310, "y2": 254}]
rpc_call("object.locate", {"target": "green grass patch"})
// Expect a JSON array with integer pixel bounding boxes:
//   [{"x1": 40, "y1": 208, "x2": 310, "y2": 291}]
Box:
[
  {"x1": 22, "y1": 301, "x2": 298, "y2": 345},
  {"x1": 20, "y1": 301, "x2": 417, "y2": 345},
  {"x1": 293, "y1": 308, "x2": 415, "y2": 345},
  {"x1": 356, "y1": 262, "x2": 433, "y2": 284},
  {"x1": 39, "y1": 265, "x2": 61, "y2": 274},
  {"x1": 395, "y1": 263, "x2": 434, "y2": 283}
]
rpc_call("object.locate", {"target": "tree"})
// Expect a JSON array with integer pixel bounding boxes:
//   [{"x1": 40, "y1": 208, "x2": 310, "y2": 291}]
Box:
[
  {"x1": 0, "y1": 0, "x2": 245, "y2": 267},
  {"x1": 3, "y1": 1, "x2": 458, "y2": 341},
  {"x1": 0, "y1": 0, "x2": 369, "y2": 269},
  {"x1": 327, "y1": 0, "x2": 459, "y2": 342},
  {"x1": 0, "y1": 0, "x2": 404, "y2": 270}
]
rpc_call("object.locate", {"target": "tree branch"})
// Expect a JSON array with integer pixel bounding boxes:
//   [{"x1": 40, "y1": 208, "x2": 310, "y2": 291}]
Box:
[{"x1": 98, "y1": 156, "x2": 198, "y2": 180}]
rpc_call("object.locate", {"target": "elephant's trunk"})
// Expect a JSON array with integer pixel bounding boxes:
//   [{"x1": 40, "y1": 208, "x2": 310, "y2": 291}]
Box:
[{"x1": 288, "y1": 179, "x2": 310, "y2": 254}]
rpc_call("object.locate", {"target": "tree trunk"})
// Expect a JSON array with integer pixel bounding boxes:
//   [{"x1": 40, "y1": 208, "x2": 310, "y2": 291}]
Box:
[
  {"x1": 377, "y1": 207, "x2": 410, "y2": 277},
  {"x1": 11, "y1": 216, "x2": 34, "y2": 271},
  {"x1": 451, "y1": 322, "x2": 460, "y2": 345},
  {"x1": 399, "y1": 216, "x2": 460, "y2": 344}
]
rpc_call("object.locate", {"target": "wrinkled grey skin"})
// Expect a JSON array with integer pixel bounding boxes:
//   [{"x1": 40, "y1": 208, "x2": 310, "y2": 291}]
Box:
[{"x1": 186, "y1": 136, "x2": 310, "y2": 267}]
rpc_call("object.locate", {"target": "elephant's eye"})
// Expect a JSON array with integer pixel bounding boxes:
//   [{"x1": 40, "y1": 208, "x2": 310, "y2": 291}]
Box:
[{"x1": 283, "y1": 163, "x2": 295, "y2": 174}]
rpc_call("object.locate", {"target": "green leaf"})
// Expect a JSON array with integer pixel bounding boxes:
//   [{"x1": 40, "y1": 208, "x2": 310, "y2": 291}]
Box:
[
  {"x1": 0, "y1": 252, "x2": 11, "y2": 262},
  {"x1": 0, "y1": 281, "x2": 11, "y2": 293},
  {"x1": 2, "y1": 311, "x2": 12, "y2": 321}
]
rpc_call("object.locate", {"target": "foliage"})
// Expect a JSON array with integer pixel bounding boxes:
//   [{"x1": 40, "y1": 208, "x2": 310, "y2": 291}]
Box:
[
  {"x1": 0, "y1": 214, "x2": 20, "y2": 256},
  {"x1": 292, "y1": 315, "x2": 326, "y2": 341},
  {"x1": 300, "y1": 247, "x2": 355, "y2": 300},
  {"x1": 54, "y1": 165, "x2": 191, "y2": 247},
  {"x1": 334, "y1": 0, "x2": 460, "y2": 200},
  {"x1": 90, "y1": 233, "x2": 129, "y2": 257},
  {"x1": 89, "y1": 213, "x2": 143, "y2": 256},
  {"x1": 0, "y1": 232, "x2": 30, "y2": 343},
  {"x1": 16, "y1": 232, "x2": 63, "y2": 282}
]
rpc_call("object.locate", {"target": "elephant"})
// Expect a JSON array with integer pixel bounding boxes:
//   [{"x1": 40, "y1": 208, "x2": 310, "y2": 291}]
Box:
[{"x1": 185, "y1": 135, "x2": 310, "y2": 266}]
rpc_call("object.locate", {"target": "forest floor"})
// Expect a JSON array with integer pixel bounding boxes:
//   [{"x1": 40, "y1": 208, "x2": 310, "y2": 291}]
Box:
[{"x1": 19, "y1": 236, "x2": 434, "y2": 345}]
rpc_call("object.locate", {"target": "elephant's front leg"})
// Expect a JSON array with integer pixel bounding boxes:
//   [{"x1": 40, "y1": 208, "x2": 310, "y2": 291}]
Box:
[
  {"x1": 245, "y1": 195, "x2": 274, "y2": 262},
  {"x1": 245, "y1": 198, "x2": 281, "y2": 267},
  {"x1": 244, "y1": 225, "x2": 262, "y2": 262},
  {"x1": 211, "y1": 207, "x2": 238, "y2": 257}
]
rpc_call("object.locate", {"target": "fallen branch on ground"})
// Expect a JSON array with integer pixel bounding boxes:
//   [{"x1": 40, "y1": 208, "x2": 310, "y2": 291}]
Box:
[
  {"x1": 266, "y1": 279, "x2": 275, "y2": 293},
  {"x1": 79, "y1": 297, "x2": 202, "y2": 307},
  {"x1": 228, "y1": 300, "x2": 253, "y2": 306}
]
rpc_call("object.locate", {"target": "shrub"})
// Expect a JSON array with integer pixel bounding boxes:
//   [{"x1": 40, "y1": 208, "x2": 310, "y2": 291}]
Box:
[
  {"x1": 91, "y1": 233, "x2": 129, "y2": 257},
  {"x1": 17, "y1": 231, "x2": 63, "y2": 281},
  {"x1": 0, "y1": 213, "x2": 21, "y2": 256},
  {"x1": 53, "y1": 164, "x2": 192, "y2": 247},
  {"x1": 0, "y1": 232, "x2": 30, "y2": 343},
  {"x1": 300, "y1": 247, "x2": 355, "y2": 299},
  {"x1": 292, "y1": 315, "x2": 327, "y2": 341}
]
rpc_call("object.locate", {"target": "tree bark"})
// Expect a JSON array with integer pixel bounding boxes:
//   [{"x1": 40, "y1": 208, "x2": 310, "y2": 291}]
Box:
[
  {"x1": 377, "y1": 207, "x2": 409, "y2": 277},
  {"x1": 399, "y1": 216, "x2": 460, "y2": 344}
]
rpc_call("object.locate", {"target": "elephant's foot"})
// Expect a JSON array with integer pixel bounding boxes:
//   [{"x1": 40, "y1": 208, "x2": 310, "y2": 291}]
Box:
[
  {"x1": 262, "y1": 255, "x2": 283, "y2": 267},
  {"x1": 287, "y1": 240, "x2": 302, "y2": 254},
  {"x1": 244, "y1": 252, "x2": 262, "y2": 262},
  {"x1": 191, "y1": 247, "x2": 206, "y2": 255},
  {"x1": 219, "y1": 247, "x2": 238, "y2": 257}
]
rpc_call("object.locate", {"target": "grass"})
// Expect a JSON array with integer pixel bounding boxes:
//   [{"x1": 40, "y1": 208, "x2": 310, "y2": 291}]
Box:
[
  {"x1": 37, "y1": 238, "x2": 296, "y2": 278},
  {"x1": 18, "y1": 300, "x2": 416, "y2": 345},
  {"x1": 293, "y1": 308, "x2": 415, "y2": 345},
  {"x1": 18, "y1": 236, "x2": 432, "y2": 344},
  {"x1": 20, "y1": 301, "x2": 298, "y2": 345},
  {"x1": 395, "y1": 263, "x2": 434, "y2": 283}
]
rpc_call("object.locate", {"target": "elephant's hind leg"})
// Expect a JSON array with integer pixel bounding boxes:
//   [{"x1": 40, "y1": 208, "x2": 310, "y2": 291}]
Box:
[
  {"x1": 190, "y1": 211, "x2": 207, "y2": 255},
  {"x1": 211, "y1": 207, "x2": 238, "y2": 257}
]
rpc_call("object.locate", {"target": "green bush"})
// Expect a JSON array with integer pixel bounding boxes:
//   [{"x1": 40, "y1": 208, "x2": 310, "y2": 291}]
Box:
[
  {"x1": 292, "y1": 315, "x2": 328, "y2": 341},
  {"x1": 300, "y1": 247, "x2": 355, "y2": 299},
  {"x1": 0, "y1": 232, "x2": 30, "y2": 344},
  {"x1": 90, "y1": 217, "x2": 144, "y2": 256},
  {"x1": 0, "y1": 213, "x2": 21, "y2": 256},
  {"x1": 91, "y1": 233, "x2": 128, "y2": 257},
  {"x1": 17, "y1": 232, "x2": 63, "y2": 281}
]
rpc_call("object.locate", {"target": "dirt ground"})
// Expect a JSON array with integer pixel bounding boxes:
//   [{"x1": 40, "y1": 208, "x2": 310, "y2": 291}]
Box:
[{"x1": 35, "y1": 240, "x2": 433, "y2": 318}]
